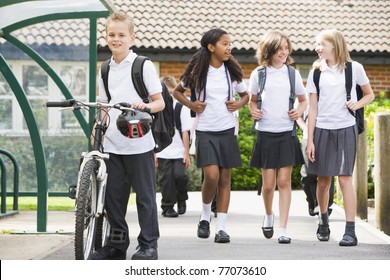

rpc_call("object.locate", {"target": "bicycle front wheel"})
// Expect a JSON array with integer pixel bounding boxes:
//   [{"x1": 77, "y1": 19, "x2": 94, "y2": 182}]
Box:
[
  {"x1": 74, "y1": 159, "x2": 99, "y2": 260},
  {"x1": 95, "y1": 211, "x2": 110, "y2": 249}
]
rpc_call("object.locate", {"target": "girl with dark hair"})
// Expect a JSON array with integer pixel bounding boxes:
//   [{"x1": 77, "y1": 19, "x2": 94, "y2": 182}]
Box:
[{"x1": 173, "y1": 28, "x2": 249, "y2": 243}]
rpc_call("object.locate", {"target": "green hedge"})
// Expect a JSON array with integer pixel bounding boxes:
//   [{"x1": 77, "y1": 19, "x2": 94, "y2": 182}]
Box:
[
  {"x1": 0, "y1": 135, "x2": 86, "y2": 193},
  {"x1": 365, "y1": 92, "x2": 390, "y2": 198}
]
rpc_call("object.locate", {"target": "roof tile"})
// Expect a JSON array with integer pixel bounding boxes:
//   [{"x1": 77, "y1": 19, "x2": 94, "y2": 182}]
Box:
[{"x1": 5, "y1": 0, "x2": 389, "y2": 53}]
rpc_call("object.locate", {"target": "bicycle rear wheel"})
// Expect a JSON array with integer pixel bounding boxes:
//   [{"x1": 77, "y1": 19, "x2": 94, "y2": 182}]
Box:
[{"x1": 74, "y1": 159, "x2": 99, "y2": 260}]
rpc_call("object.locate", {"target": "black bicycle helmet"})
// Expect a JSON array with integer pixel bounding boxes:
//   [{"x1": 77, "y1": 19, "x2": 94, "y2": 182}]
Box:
[{"x1": 116, "y1": 110, "x2": 153, "y2": 138}]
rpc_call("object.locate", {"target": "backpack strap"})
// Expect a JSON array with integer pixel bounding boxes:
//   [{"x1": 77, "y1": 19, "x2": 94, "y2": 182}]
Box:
[
  {"x1": 287, "y1": 65, "x2": 297, "y2": 136},
  {"x1": 345, "y1": 62, "x2": 355, "y2": 117},
  {"x1": 251, "y1": 67, "x2": 266, "y2": 132},
  {"x1": 101, "y1": 59, "x2": 111, "y2": 102},
  {"x1": 175, "y1": 102, "x2": 183, "y2": 133},
  {"x1": 224, "y1": 64, "x2": 232, "y2": 101},
  {"x1": 313, "y1": 69, "x2": 321, "y2": 98},
  {"x1": 256, "y1": 66, "x2": 266, "y2": 110},
  {"x1": 132, "y1": 55, "x2": 150, "y2": 103},
  {"x1": 287, "y1": 65, "x2": 296, "y2": 111}
]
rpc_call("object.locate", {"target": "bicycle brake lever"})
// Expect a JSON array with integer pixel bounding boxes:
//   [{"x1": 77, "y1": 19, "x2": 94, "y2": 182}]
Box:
[
  {"x1": 141, "y1": 107, "x2": 151, "y2": 114},
  {"x1": 59, "y1": 107, "x2": 74, "y2": 111},
  {"x1": 117, "y1": 102, "x2": 132, "y2": 108},
  {"x1": 115, "y1": 103, "x2": 151, "y2": 114},
  {"x1": 59, "y1": 105, "x2": 82, "y2": 111}
]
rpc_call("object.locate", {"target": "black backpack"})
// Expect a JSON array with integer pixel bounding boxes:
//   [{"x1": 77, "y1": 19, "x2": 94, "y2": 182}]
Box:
[
  {"x1": 253, "y1": 65, "x2": 297, "y2": 135},
  {"x1": 313, "y1": 61, "x2": 364, "y2": 134},
  {"x1": 101, "y1": 55, "x2": 175, "y2": 152}
]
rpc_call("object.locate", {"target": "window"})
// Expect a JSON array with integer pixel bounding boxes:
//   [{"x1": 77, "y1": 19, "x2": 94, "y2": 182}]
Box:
[
  {"x1": 0, "y1": 61, "x2": 88, "y2": 135},
  {"x1": 295, "y1": 64, "x2": 311, "y2": 83},
  {"x1": 59, "y1": 65, "x2": 87, "y2": 129},
  {"x1": 0, "y1": 72, "x2": 12, "y2": 129},
  {"x1": 22, "y1": 65, "x2": 48, "y2": 129}
]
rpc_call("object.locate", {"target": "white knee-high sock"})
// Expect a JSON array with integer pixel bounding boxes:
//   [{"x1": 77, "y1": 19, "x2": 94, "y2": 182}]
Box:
[
  {"x1": 200, "y1": 202, "x2": 212, "y2": 222},
  {"x1": 216, "y1": 212, "x2": 227, "y2": 232},
  {"x1": 278, "y1": 227, "x2": 288, "y2": 238},
  {"x1": 263, "y1": 213, "x2": 274, "y2": 227}
]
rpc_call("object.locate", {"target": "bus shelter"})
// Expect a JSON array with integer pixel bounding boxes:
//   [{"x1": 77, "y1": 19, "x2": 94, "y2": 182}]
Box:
[{"x1": 0, "y1": 0, "x2": 115, "y2": 232}]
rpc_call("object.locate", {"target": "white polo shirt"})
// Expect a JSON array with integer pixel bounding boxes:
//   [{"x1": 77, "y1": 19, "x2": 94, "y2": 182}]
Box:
[
  {"x1": 306, "y1": 61, "x2": 369, "y2": 130},
  {"x1": 156, "y1": 100, "x2": 193, "y2": 159},
  {"x1": 248, "y1": 65, "x2": 305, "y2": 133},
  {"x1": 98, "y1": 50, "x2": 162, "y2": 155},
  {"x1": 186, "y1": 64, "x2": 247, "y2": 132}
]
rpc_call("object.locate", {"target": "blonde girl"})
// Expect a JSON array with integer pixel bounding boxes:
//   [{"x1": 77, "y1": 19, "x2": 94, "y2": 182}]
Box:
[{"x1": 306, "y1": 29, "x2": 374, "y2": 246}]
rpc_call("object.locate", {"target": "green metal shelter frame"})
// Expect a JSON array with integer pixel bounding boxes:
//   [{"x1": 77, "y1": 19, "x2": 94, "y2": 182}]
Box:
[{"x1": 0, "y1": 0, "x2": 115, "y2": 232}]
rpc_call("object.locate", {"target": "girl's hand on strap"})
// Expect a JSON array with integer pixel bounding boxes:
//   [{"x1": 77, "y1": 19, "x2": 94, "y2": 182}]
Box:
[
  {"x1": 225, "y1": 100, "x2": 238, "y2": 112},
  {"x1": 191, "y1": 100, "x2": 207, "y2": 113}
]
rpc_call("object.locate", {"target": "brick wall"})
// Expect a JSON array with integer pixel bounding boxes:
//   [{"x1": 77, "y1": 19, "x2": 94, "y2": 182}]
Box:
[
  {"x1": 364, "y1": 65, "x2": 390, "y2": 94},
  {"x1": 160, "y1": 62, "x2": 390, "y2": 95},
  {"x1": 159, "y1": 62, "x2": 187, "y2": 82}
]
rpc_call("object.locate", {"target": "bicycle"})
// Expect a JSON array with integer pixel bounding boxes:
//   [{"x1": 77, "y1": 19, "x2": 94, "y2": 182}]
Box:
[{"x1": 46, "y1": 99, "x2": 151, "y2": 260}]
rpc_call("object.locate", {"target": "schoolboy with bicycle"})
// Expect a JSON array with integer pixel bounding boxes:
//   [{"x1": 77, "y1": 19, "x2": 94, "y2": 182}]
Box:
[{"x1": 91, "y1": 11, "x2": 164, "y2": 260}]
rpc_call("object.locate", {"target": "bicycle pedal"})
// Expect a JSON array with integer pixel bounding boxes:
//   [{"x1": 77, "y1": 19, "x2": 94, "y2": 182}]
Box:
[{"x1": 68, "y1": 185, "x2": 77, "y2": 199}]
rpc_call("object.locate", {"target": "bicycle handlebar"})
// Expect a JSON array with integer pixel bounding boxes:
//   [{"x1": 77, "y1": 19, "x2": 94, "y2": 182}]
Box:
[
  {"x1": 46, "y1": 99, "x2": 151, "y2": 113},
  {"x1": 46, "y1": 99, "x2": 76, "y2": 107}
]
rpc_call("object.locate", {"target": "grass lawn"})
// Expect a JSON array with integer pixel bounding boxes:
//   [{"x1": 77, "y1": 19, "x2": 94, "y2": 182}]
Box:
[{"x1": 5, "y1": 195, "x2": 137, "y2": 211}]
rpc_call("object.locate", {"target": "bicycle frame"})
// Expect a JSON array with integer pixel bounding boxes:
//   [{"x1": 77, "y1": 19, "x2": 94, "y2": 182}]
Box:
[{"x1": 77, "y1": 104, "x2": 108, "y2": 216}]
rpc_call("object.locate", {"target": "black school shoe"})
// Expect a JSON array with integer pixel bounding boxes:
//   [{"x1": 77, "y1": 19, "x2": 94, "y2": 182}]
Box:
[
  {"x1": 162, "y1": 207, "x2": 179, "y2": 218},
  {"x1": 214, "y1": 230, "x2": 230, "y2": 243},
  {"x1": 131, "y1": 245, "x2": 158, "y2": 260},
  {"x1": 177, "y1": 201, "x2": 186, "y2": 215},
  {"x1": 278, "y1": 236, "x2": 291, "y2": 244},
  {"x1": 316, "y1": 224, "x2": 330, "y2": 241},
  {"x1": 197, "y1": 220, "x2": 210, "y2": 238},
  {"x1": 90, "y1": 246, "x2": 126, "y2": 260},
  {"x1": 339, "y1": 234, "x2": 358, "y2": 246},
  {"x1": 261, "y1": 214, "x2": 274, "y2": 239}
]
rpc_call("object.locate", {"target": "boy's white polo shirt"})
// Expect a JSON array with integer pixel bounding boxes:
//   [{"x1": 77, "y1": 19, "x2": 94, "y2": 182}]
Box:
[{"x1": 98, "y1": 50, "x2": 162, "y2": 155}]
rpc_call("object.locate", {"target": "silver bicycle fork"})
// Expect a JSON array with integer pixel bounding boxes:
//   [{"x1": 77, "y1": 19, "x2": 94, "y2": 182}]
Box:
[{"x1": 76, "y1": 151, "x2": 109, "y2": 217}]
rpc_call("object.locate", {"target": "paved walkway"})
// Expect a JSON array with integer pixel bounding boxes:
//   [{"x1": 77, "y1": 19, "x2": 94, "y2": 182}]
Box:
[{"x1": 0, "y1": 191, "x2": 389, "y2": 260}]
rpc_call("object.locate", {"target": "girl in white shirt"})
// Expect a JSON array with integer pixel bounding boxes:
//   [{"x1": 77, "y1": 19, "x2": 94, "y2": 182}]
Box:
[
  {"x1": 306, "y1": 29, "x2": 374, "y2": 246},
  {"x1": 173, "y1": 28, "x2": 249, "y2": 243},
  {"x1": 248, "y1": 30, "x2": 307, "y2": 244}
]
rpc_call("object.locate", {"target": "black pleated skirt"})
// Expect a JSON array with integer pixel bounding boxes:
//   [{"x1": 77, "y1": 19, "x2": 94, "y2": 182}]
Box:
[
  {"x1": 250, "y1": 130, "x2": 304, "y2": 169},
  {"x1": 195, "y1": 128, "x2": 242, "y2": 168},
  {"x1": 307, "y1": 125, "x2": 357, "y2": 176}
]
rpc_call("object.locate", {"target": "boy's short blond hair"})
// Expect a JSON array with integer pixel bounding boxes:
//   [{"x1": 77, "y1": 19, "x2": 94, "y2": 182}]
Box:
[
  {"x1": 161, "y1": 76, "x2": 177, "y2": 90},
  {"x1": 106, "y1": 11, "x2": 134, "y2": 34}
]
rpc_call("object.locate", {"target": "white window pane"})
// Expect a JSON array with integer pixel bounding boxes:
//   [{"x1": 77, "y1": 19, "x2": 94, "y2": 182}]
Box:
[
  {"x1": 0, "y1": 99, "x2": 12, "y2": 129},
  {"x1": 23, "y1": 65, "x2": 48, "y2": 96},
  {"x1": 22, "y1": 99, "x2": 48, "y2": 129}
]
